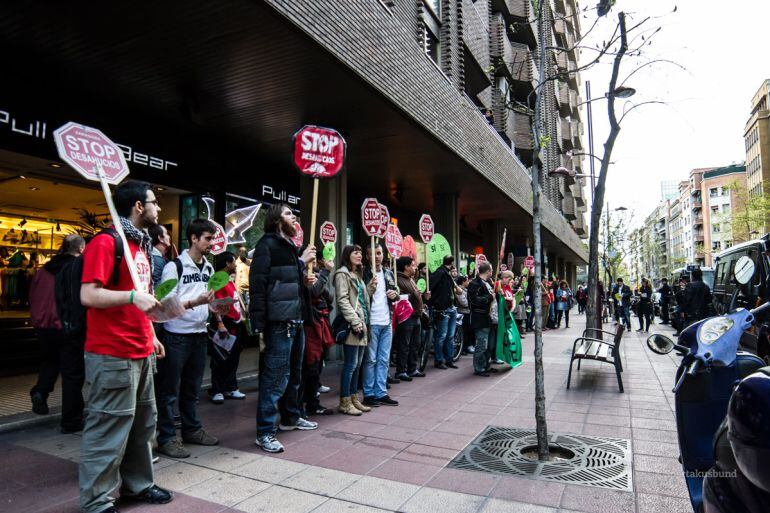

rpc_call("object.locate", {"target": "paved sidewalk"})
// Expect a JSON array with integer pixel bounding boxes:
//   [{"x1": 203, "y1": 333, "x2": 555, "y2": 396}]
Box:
[{"x1": 0, "y1": 313, "x2": 690, "y2": 513}]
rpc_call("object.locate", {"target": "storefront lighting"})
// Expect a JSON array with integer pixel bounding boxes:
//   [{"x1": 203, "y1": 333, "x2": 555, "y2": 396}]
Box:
[
  {"x1": 156, "y1": 186, "x2": 165, "y2": 191},
  {"x1": 28, "y1": 186, "x2": 39, "y2": 191},
  {"x1": 19, "y1": 175, "x2": 26, "y2": 179},
  {"x1": 49, "y1": 163, "x2": 62, "y2": 168}
]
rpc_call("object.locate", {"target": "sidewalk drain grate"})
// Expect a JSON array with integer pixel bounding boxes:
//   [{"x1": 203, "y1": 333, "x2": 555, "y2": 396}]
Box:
[{"x1": 448, "y1": 426, "x2": 633, "y2": 491}]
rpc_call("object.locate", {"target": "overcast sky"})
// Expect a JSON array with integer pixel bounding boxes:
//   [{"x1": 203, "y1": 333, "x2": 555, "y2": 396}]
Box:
[{"x1": 579, "y1": 0, "x2": 770, "y2": 229}]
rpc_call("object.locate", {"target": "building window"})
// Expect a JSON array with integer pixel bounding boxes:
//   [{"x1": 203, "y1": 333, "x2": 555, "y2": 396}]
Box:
[
  {"x1": 709, "y1": 187, "x2": 718, "y2": 198},
  {"x1": 722, "y1": 204, "x2": 731, "y2": 214},
  {"x1": 711, "y1": 206, "x2": 719, "y2": 214},
  {"x1": 713, "y1": 223, "x2": 720, "y2": 233},
  {"x1": 712, "y1": 241, "x2": 721, "y2": 251},
  {"x1": 721, "y1": 186, "x2": 729, "y2": 196}
]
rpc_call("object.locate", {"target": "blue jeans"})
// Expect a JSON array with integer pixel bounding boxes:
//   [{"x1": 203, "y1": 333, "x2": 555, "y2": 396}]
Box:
[
  {"x1": 473, "y1": 328, "x2": 490, "y2": 373},
  {"x1": 257, "y1": 322, "x2": 304, "y2": 436},
  {"x1": 156, "y1": 332, "x2": 207, "y2": 445},
  {"x1": 433, "y1": 308, "x2": 457, "y2": 364},
  {"x1": 619, "y1": 305, "x2": 632, "y2": 329},
  {"x1": 341, "y1": 345, "x2": 366, "y2": 397},
  {"x1": 363, "y1": 324, "x2": 392, "y2": 399}
]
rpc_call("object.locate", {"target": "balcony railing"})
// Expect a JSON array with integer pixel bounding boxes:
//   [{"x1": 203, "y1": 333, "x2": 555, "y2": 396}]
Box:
[
  {"x1": 464, "y1": 0, "x2": 490, "y2": 70},
  {"x1": 694, "y1": 214, "x2": 703, "y2": 225},
  {"x1": 509, "y1": 42, "x2": 535, "y2": 84},
  {"x1": 490, "y1": 14, "x2": 513, "y2": 72},
  {"x1": 503, "y1": 0, "x2": 529, "y2": 19},
  {"x1": 562, "y1": 196, "x2": 577, "y2": 220}
]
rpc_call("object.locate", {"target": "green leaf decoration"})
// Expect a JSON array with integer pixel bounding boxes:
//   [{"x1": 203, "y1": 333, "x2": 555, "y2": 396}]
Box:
[
  {"x1": 208, "y1": 271, "x2": 230, "y2": 292},
  {"x1": 323, "y1": 242, "x2": 336, "y2": 262},
  {"x1": 416, "y1": 278, "x2": 427, "y2": 293},
  {"x1": 155, "y1": 279, "x2": 178, "y2": 300}
]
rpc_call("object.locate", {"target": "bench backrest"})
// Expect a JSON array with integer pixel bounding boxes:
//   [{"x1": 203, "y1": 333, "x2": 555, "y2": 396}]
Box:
[{"x1": 612, "y1": 324, "x2": 625, "y2": 357}]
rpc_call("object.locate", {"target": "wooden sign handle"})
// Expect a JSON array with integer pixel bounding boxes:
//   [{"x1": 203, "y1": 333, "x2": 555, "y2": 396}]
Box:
[
  {"x1": 307, "y1": 178, "x2": 319, "y2": 277},
  {"x1": 97, "y1": 165, "x2": 142, "y2": 291}
]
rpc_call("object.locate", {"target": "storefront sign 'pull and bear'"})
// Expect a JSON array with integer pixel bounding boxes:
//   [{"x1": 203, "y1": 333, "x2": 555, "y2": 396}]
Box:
[
  {"x1": 292, "y1": 125, "x2": 347, "y2": 276},
  {"x1": 53, "y1": 121, "x2": 185, "y2": 322}
]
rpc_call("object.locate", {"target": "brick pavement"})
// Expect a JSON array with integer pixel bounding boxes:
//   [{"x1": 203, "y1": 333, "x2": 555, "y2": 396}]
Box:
[{"x1": 0, "y1": 312, "x2": 692, "y2": 513}]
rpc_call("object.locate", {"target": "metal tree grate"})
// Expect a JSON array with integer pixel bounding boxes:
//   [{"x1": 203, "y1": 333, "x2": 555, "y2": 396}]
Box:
[{"x1": 448, "y1": 426, "x2": 633, "y2": 491}]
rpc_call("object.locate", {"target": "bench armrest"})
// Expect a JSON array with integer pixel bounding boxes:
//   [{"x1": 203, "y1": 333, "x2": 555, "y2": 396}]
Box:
[{"x1": 583, "y1": 328, "x2": 621, "y2": 339}]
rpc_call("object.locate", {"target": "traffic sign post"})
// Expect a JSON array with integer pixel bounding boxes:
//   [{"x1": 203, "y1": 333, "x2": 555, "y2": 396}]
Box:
[
  {"x1": 418, "y1": 214, "x2": 434, "y2": 289},
  {"x1": 385, "y1": 223, "x2": 403, "y2": 288},
  {"x1": 524, "y1": 255, "x2": 535, "y2": 274},
  {"x1": 293, "y1": 125, "x2": 347, "y2": 276},
  {"x1": 53, "y1": 122, "x2": 141, "y2": 290},
  {"x1": 361, "y1": 198, "x2": 382, "y2": 267},
  {"x1": 496, "y1": 228, "x2": 507, "y2": 292}
]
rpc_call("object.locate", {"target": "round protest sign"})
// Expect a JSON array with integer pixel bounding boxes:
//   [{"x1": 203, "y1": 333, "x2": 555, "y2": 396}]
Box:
[{"x1": 427, "y1": 233, "x2": 451, "y2": 273}]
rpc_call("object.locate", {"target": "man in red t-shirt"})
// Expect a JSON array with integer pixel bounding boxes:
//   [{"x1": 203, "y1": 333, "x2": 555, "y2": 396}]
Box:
[{"x1": 79, "y1": 180, "x2": 173, "y2": 513}]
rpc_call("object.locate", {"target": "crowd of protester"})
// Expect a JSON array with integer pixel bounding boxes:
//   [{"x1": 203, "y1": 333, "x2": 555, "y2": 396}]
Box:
[{"x1": 27, "y1": 182, "x2": 587, "y2": 513}]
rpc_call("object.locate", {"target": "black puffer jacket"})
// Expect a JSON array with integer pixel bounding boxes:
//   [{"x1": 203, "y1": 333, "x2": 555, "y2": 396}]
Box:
[{"x1": 248, "y1": 232, "x2": 306, "y2": 331}]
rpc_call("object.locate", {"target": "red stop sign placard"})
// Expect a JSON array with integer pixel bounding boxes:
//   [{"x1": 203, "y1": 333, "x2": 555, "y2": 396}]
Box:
[
  {"x1": 477, "y1": 254, "x2": 488, "y2": 265},
  {"x1": 291, "y1": 221, "x2": 304, "y2": 248},
  {"x1": 419, "y1": 214, "x2": 434, "y2": 244},
  {"x1": 361, "y1": 198, "x2": 381, "y2": 236},
  {"x1": 209, "y1": 221, "x2": 228, "y2": 255},
  {"x1": 385, "y1": 223, "x2": 403, "y2": 258},
  {"x1": 293, "y1": 125, "x2": 346, "y2": 179},
  {"x1": 320, "y1": 221, "x2": 337, "y2": 245},
  {"x1": 53, "y1": 122, "x2": 130, "y2": 185},
  {"x1": 375, "y1": 203, "x2": 389, "y2": 238}
]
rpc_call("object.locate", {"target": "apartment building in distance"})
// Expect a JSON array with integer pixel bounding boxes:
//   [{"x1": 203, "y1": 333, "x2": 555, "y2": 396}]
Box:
[
  {"x1": 626, "y1": 164, "x2": 748, "y2": 284},
  {"x1": 745, "y1": 80, "x2": 770, "y2": 200}
]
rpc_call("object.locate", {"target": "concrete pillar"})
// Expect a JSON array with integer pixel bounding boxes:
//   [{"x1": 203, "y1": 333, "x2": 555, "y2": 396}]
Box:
[{"x1": 433, "y1": 193, "x2": 460, "y2": 261}]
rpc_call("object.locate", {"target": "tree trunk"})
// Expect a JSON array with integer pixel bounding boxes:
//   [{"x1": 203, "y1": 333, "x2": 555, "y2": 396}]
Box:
[
  {"x1": 531, "y1": 0, "x2": 549, "y2": 462},
  {"x1": 586, "y1": 12, "x2": 628, "y2": 340}
]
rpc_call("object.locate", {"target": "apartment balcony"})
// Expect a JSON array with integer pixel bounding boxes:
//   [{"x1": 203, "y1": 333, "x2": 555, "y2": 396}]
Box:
[
  {"x1": 574, "y1": 215, "x2": 587, "y2": 237},
  {"x1": 571, "y1": 181, "x2": 586, "y2": 207},
  {"x1": 573, "y1": 93, "x2": 582, "y2": 120},
  {"x1": 561, "y1": 118, "x2": 573, "y2": 149},
  {"x1": 556, "y1": 51, "x2": 569, "y2": 73},
  {"x1": 562, "y1": 196, "x2": 577, "y2": 221},
  {"x1": 501, "y1": 0, "x2": 529, "y2": 19},
  {"x1": 554, "y1": 0, "x2": 567, "y2": 16},
  {"x1": 554, "y1": 17, "x2": 567, "y2": 36},
  {"x1": 692, "y1": 199, "x2": 702, "y2": 209},
  {"x1": 571, "y1": 120, "x2": 582, "y2": 149},
  {"x1": 558, "y1": 82, "x2": 572, "y2": 116},
  {"x1": 510, "y1": 110, "x2": 534, "y2": 150},
  {"x1": 694, "y1": 234, "x2": 705, "y2": 243},
  {"x1": 693, "y1": 214, "x2": 703, "y2": 226},
  {"x1": 509, "y1": 42, "x2": 536, "y2": 86},
  {"x1": 463, "y1": 0, "x2": 490, "y2": 71},
  {"x1": 567, "y1": 56, "x2": 580, "y2": 88},
  {"x1": 490, "y1": 14, "x2": 513, "y2": 72}
]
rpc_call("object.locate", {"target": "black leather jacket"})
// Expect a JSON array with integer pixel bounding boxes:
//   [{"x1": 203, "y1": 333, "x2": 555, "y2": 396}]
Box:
[{"x1": 248, "y1": 232, "x2": 307, "y2": 331}]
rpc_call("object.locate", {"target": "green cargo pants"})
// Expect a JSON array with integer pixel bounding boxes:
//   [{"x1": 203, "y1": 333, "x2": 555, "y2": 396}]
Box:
[{"x1": 79, "y1": 352, "x2": 156, "y2": 513}]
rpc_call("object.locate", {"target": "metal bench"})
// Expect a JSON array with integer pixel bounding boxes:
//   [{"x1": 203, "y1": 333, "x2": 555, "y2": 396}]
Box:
[{"x1": 566, "y1": 325, "x2": 625, "y2": 392}]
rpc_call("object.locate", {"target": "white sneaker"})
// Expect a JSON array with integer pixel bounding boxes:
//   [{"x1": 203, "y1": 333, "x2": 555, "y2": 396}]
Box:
[
  {"x1": 318, "y1": 385, "x2": 331, "y2": 394},
  {"x1": 256, "y1": 434, "x2": 284, "y2": 453},
  {"x1": 279, "y1": 417, "x2": 319, "y2": 431},
  {"x1": 467, "y1": 346, "x2": 476, "y2": 354},
  {"x1": 211, "y1": 393, "x2": 225, "y2": 404},
  {"x1": 494, "y1": 359, "x2": 505, "y2": 365},
  {"x1": 224, "y1": 390, "x2": 246, "y2": 400}
]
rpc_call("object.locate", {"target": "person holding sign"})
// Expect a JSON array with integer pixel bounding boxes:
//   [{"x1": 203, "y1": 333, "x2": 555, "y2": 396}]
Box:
[
  {"x1": 467, "y1": 262, "x2": 494, "y2": 377},
  {"x1": 155, "y1": 219, "x2": 219, "y2": 459},
  {"x1": 208, "y1": 252, "x2": 247, "y2": 404},
  {"x1": 394, "y1": 256, "x2": 428, "y2": 380},
  {"x1": 79, "y1": 181, "x2": 173, "y2": 513},
  {"x1": 249, "y1": 204, "x2": 318, "y2": 454},
  {"x1": 429, "y1": 255, "x2": 459, "y2": 370},
  {"x1": 362, "y1": 244, "x2": 399, "y2": 407}
]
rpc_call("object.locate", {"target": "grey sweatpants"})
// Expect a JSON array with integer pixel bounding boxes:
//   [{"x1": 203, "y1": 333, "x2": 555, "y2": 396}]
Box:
[{"x1": 79, "y1": 352, "x2": 156, "y2": 513}]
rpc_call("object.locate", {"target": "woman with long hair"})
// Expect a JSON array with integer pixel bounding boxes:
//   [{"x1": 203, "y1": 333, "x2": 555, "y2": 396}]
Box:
[
  {"x1": 332, "y1": 245, "x2": 376, "y2": 415},
  {"x1": 554, "y1": 280, "x2": 573, "y2": 328}
]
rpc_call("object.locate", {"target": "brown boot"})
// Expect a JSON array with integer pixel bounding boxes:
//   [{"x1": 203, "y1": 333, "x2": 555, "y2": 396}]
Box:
[
  {"x1": 350, "y1": 395, "x2": 372, "y2": 413},
  {"x1": 338, "y1": 396, "x2": 362, "y2": 416}
]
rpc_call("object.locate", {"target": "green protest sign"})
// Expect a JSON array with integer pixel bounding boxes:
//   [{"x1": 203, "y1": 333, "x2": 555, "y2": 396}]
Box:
[
  {"x1": 427, "y1": 233, "x2": 452, "y2": 273},
  {"x1": 155, "y1": 279, "x2": 178, "y2": 300},
  {"x1": 208, "y1": 271, "x2": 230, "y2": 292},
  {"x1": 416, "y1": 278, "x2": 427, "y2": 293},
  {"x1": 322, "y1": 242, "x2": 336, "y2": 262},
  {"x1": 469, "y1": 261, "x2": 476, "y2": 275}
]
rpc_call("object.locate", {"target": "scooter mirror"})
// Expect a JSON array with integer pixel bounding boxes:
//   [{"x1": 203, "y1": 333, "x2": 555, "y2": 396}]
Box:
[
  {"x1": 647, "y1": 334, "x2": 675, "y2": 355},
  {"x1": 734, "y1": 256, "x2": 755, "y2": 286}
]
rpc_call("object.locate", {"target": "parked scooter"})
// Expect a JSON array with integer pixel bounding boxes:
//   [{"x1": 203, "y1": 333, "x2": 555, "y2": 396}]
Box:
[{"x1": 646, "y1": 256, "x2": 770, "y2": 512}]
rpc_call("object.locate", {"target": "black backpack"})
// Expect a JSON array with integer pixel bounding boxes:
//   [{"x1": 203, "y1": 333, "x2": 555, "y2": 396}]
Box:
[{"x1": 55, "y1": 228, "x2": 124, "y2": 340}]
